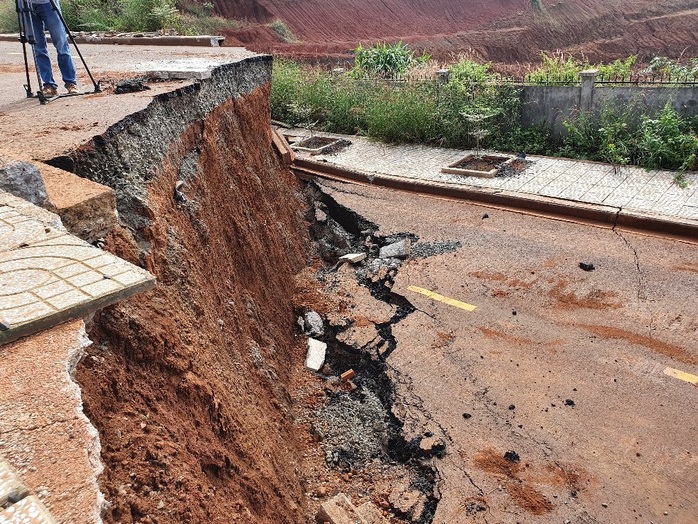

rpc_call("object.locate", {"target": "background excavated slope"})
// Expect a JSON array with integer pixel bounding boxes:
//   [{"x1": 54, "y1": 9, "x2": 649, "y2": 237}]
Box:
[
  {"x1": 220, "y1": 0, "x2": 698, "y2": 62},
  {"x1": 71, "y1": 59, "x2": 313, "y2": 522}
]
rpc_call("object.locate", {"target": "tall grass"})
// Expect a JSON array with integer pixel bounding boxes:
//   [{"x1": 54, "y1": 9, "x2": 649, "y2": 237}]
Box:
[
  {"x1": 271, "y1": 58, "x2": 540, "y2": 150},
  {"x1": 272, "y1": 54, "x2": 698, "y2": 177}
]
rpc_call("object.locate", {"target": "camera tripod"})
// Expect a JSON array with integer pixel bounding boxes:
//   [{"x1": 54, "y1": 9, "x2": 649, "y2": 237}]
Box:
[{"x1": 15, "y1": 0, "x2": 101, "y2": 104}]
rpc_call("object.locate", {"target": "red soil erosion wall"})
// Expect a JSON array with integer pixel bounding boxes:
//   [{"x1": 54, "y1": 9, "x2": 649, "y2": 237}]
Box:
[
  {"x1": 221, "y1": 0, "x2": 698, "y2": 64},
  {"x1": 68, "y1": 58, "x2": 312, "y2": 523}
]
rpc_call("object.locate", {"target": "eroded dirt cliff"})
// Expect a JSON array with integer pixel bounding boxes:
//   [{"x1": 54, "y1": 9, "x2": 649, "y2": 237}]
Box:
[{"x1": 68, "y1": 58, "x2": 313, "y2": 522}]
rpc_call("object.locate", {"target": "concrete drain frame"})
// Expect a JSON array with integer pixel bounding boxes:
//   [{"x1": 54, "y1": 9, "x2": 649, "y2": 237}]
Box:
[
  {"x1": 292, "y1": 136, "x2": 345, "y2": 155},
  {"x1": 441, "y1": 153, "x2": 514, "y2": 178}
]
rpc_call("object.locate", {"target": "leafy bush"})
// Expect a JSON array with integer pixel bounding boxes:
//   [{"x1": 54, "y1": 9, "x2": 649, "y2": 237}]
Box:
[
  {"x1": 118, "y1": 0, "x2": 179, "y2": 32},
  {"x1": 527, "y1": 52, "x2": 587, "y2": 85},
  {"x1": 636, "y1": 103, "x2": 698, "y2": 172},
  {"x1": 596, "y1": 55, "x2": 636, "y2": 79},
  {"x1": 62, "y1": 0, "x2": 239, "y2": 33},
  {"x1": 562, "y1": 101, "x2": 698, "y2": 178},
  {"x1": 271, "y1": 57, "x2": 696, "y2": 177},
  {"x1": 643, "y1": 56, "x2": 698, "y2": 79},
  {"x1": 353, "y1": 41, "x2": 428, "y2": 78},
  {"x1": 269, "y1": 19, "x2": 293, "y2": 43},
  {"x1": 271, "y1": 58, "x2": 303, "y2": 124},
  {"x1": 0, "y1": 0, "x2": 19, "y2": 33},
  {"x1": 362, "y1": 82, "x2": 439, "y2": 143}
]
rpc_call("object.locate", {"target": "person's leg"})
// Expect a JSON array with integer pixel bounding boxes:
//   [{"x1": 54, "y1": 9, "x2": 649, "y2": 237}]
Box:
[
  {"x1": 36, "y1": 1, "x2": 76, "y2": 87},
  {"x1": 29, "y1": 4, "x2": 56, "y2": 89}
]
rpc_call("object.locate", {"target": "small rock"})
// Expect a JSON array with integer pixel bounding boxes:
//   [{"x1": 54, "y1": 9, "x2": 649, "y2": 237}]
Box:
[
  {"x1": 114, "y1": 79, "x2": 151, "y2": 94},
  {"x1": 0, "y1": 317, "x2": 10, "y2": 331},
  {"x1": 503, "y1": 450, "x2": 520, "y2": 463},
  {"x1": 601, "y1": 502, "x2": 608, "y2": 508},
  {"x1": 462, "y1": 413, "x2": 472, "y2": 419},
  {"x1": 564, "y1": 399, "x2": 575, "y2": 406},
  {"x1": 379, "y1": 238, "x2": 411, "y2": 259},
  {"x1": 0, "y1": 157, "x2": 47, "y2": 205},
  {"x1": 305, "y1": 338, "x2": 327, "y2": 371},
  {"x1": 508, "y1": 404, "x2": 516, "y2": 410},
  {"x1": 173, "y1": 180, "x2": 186, "y2": 203},
  {"x1": 579, "y1": 262, "x2": 595, "y2": 271},
  {"x1": 304, "y1": 310, "x2": 324, "y2": 336},
  {"x1": 482, "y1": 213, "x2": 489, "y2": 219},
  {"x1": 315, "y1": 207, "x2": 328, "y2": 223}
]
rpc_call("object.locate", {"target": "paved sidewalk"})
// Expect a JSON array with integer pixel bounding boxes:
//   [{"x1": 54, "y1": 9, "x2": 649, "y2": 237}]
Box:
[{"x1": 289, "y1": 132, "x2": 698, "y2": 229}]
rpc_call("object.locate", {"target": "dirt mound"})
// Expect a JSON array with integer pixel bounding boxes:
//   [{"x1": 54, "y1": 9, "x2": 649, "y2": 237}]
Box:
[{"x1": 220, "y1": 0, "x2": 698, "y2": 64}]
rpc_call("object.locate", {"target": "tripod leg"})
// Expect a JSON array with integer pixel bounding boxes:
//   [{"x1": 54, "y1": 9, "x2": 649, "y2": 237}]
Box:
[
  {"x1": 16, "y1": 0, "x2": 34, "y2": 97},
  {"x1": 46, "y1": 0, "x2": 101, "y2": 93}
]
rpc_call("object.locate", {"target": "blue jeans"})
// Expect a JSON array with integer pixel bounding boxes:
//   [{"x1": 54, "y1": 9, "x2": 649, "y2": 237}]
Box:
[{"x1": 30, "y1": 1, "x2": 76, "y2": 88}]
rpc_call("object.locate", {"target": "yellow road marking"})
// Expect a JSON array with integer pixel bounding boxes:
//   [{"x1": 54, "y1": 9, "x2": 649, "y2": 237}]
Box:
[
  {"x1": 663, "y1": 367, "x2": 698, "y2": 385},
  {"x1": 407, "y1": 285, "x2": 477, "y2": 312}
]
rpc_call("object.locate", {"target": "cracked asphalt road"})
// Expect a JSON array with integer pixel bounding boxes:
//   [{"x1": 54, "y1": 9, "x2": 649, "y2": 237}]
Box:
[{"x1": 319, "y1": 179, "x2": 698, "y2": 523}]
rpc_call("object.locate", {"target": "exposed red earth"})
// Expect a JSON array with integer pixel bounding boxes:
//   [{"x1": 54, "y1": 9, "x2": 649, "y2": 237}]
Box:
[{"x1": 219, "y1": 0, "x2": 698, "y2": 63}]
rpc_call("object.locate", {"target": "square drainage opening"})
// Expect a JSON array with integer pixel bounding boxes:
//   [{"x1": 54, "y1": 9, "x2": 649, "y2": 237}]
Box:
[
  {"x1": 442, "y1": 154, "x2": 514, "y2": 178},
  {"x1": 292, "y1": 136, "x2": 343, "y2": 155}
]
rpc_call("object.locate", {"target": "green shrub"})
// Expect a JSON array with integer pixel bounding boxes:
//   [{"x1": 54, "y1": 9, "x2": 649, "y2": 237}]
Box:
[
  {"x1": 271, "y1": 58, "x2": 303, "y2": 123},
  {"x1": 270, "y1": 57, "x2": 696, "y2": 180},
  {"x1": 643, "y1": 56, "x2": 698, "y2": 78},
  {"x1": 528, "y1": 52, "x2": 587, "y2": 85},
  {"x1": 636, "y1": 102, "x2": 698, "y2": 172},
  {"x1": 362, "y1": 82, "x2": 438, "y2": 143},
  {"x1": 0, "y1": 0, "x2": 19, "y2": 33},
  {"x1": 269, "y1": 19, "x2": 293, "y2": 43},
  {"x1": 118, "y1": 0, "x2": 180, "y2": 32},
  {"x1": 597, "y1": 55, "x2": 636, "y2": 79},
  {"x1": 352, "y1": 41, "x2": 428, "y2": 78}
]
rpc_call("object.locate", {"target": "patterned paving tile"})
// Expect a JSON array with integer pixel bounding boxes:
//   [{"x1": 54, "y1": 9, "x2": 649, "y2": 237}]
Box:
[
  {"x1": 0, "y1": 456, "x2": 28, "y2": 508},
  {"x1": 0, "y1": 495, "x2": 57, "y2": 524},
  {"x1": 0, "y1": 190, "x2": 155, "y2": 345},
  {"x1": 297, "y1": 132, "x2": 698, "y2": 224}
]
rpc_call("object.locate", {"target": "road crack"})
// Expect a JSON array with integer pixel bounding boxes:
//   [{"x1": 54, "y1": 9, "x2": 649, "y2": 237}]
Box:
[{"x1": 611, "y1": 208, "x2": 646, "y2": 300}]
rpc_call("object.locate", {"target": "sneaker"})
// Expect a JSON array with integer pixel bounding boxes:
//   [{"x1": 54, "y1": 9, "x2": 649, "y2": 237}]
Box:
[
  {"x1": 42, "y1": 85, "x2": 58, "y2": 97},
  {"x1": 66, "y1": 83, "x2": 80, "y2": 94}
]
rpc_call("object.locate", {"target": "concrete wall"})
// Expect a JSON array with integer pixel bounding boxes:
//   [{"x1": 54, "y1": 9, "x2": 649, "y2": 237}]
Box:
[{"x1": 520, "y1": 71, "x2": 698, "y2": 136}]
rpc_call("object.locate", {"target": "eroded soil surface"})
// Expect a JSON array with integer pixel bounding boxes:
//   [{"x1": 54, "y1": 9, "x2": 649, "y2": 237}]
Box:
[{"x1": 220, "y1": 0, "x2": 698, "y2": 63}]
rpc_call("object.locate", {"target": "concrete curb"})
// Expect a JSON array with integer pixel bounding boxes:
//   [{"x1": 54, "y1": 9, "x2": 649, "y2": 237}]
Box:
[
  {"x1": 292, "y1": 158, "x2": 698, "y2": 241},
  {"x1": 0, "y1": 34, "x2": 224, "y2": 47}
]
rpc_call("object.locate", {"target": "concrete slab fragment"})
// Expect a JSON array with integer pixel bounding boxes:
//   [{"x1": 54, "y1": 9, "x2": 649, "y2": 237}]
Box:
[
  {"x1": 339, "y1": 253, "x2": 367, "y2": 264},
  {"x1": 0, "y1": 190, "x2": 155, "y2": 345},
  {"x1": 306, "y1": 338, "x2": 327, "y2": 371},
  {"x1": 316, "y1": 493, "x2": 367, "y2": 524},
  {"x1": 40, "y1": 162, "x2": 117, "y2": 243}
]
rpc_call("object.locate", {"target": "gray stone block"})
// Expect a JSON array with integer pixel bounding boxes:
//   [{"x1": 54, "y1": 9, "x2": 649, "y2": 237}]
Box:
[
  {"x1": 0, "y1": 157, "x2": 47, "y2": 206},
  {"x1": 304, "y1": 310, "x2": 324, "y2": 336},
  {"x1": 379, "y1": 239, "x2": 411, "y2": 259}
]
